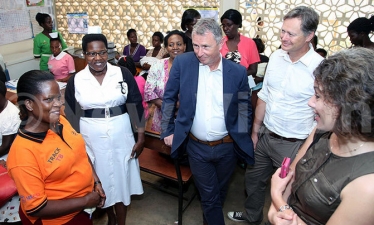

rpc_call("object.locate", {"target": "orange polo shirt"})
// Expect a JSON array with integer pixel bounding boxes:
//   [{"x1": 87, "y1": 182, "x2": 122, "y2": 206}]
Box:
[{"x1": 7, "y1": 116, "x2": 94, "y2": 225}]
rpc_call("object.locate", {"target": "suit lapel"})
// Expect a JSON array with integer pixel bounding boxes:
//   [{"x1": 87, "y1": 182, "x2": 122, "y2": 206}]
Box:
[
  {"x1": 222, "y1": 58, "x2": 232, "y2": 118},
  {"x1": 189, "y1": 55, "x2": 200, "y2": 108}
]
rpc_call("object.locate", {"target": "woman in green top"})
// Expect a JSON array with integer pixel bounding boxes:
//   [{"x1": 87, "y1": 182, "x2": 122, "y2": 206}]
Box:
[{"x1": 33, "y1": 13, "x2": 68, "y2": 71}]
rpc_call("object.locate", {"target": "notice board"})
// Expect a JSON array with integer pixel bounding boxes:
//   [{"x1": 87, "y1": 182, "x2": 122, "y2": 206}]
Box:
[{"x1": 0, "y1": 0, "x2": 53, "y2": 46}]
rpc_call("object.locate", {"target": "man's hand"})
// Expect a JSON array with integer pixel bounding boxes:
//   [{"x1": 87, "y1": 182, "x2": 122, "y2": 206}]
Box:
[{"x1": 164, "y1": 134, "x2": 174, "y2": 147}]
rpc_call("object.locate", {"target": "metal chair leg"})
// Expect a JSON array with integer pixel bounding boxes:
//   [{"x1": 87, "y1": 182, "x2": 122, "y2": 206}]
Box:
[{"x1": 174, "y1": 159, "x2": 183, "y2": 225}]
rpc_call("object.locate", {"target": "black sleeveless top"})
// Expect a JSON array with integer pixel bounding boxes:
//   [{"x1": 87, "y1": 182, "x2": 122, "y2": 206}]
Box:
[{"x1": 288, "y1": 132, "x2": 374, "y2": 224}]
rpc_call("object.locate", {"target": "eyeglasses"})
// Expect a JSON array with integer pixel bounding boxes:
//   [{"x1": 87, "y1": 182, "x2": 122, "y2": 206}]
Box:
[{"x1": 85, "y1": 50, "x2": 108, "y2": 57}]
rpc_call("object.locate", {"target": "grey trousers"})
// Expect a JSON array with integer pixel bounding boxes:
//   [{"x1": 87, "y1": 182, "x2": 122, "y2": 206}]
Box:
[{"x1": 244, "y1": 125, "x2": 305, "y2": 224}]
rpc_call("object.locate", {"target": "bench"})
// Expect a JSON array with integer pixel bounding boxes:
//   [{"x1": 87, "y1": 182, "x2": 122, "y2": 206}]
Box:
[{"x1": 139, "y1": 129, "x2": 195, "y2": 225}]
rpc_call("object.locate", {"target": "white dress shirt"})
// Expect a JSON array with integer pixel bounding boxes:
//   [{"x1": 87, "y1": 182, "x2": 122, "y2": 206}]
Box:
[
  {"x1": 258, "y1": 44, "x2": 323, "y2": 139},
  {"x1": 190, "y1": 57, "x2": 228, "y2": 141}
]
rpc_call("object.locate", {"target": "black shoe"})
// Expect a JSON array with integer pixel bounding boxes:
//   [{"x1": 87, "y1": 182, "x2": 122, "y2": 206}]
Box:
[{"x1": 227, "y1": 211, "x2": 246, "y2": 222}]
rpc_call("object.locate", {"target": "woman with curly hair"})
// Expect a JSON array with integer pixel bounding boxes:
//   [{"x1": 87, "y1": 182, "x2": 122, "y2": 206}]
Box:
[{"x1": 268, "y1": 48, "x2": 374, "y2": 225}]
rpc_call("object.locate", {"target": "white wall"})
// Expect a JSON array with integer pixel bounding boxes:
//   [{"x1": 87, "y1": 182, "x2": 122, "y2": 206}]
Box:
[
  {"x1": 0, "y1": 39, "x2": 40, "y2": 80},
  {"x1": 220, "y1": 0, "x2": 239, "y2": 16}
]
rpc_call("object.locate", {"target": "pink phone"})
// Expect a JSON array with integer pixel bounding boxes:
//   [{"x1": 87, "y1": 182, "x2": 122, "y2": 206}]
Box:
[{"x1": 279, "y1": 157, "x2": 291, "y2": 178}]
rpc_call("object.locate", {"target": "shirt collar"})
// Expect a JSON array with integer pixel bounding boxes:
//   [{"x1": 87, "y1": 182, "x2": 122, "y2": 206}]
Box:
[
  {"x1": 217, "y1": 56, "x2": 223, "y2": 72},
  {"x1": 198, "y1": 55, "x2": 223, "y2": 72},
  {"x1": 298, "y1": 43, "x2": 320, "y2": 66},
  {"x1": 18, "y1": 123, "x2": 63, "y2": 143},
  {"x1": 82, "y1": 61, "x2": 115, "y2": 80},
  {"x1": 50, "y1": 51, "x2": 67, "y2": 60},
  {"x1": 279, "y1": 43, "x2": 320, "y2": 66}
]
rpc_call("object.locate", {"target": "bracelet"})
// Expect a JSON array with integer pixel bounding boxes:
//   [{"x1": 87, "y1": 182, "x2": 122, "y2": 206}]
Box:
[
  {"x1": 94, "y1": 180, "x2": 102, "y2": 186},
  {"x1": 279, "y1": 204, "x2": 293, "y2": 212}
]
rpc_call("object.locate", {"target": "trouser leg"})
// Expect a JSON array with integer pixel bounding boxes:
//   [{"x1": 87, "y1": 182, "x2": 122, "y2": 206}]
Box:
[
  {"x1": 187, "y1": 139, "x2": 237, "y2": 225},
  {"x1": 243, "y1": 125, "x2": 304, "y2": 223},
  {"x1": 243, "y1": 133, "x2": 274, "y2": 224}
]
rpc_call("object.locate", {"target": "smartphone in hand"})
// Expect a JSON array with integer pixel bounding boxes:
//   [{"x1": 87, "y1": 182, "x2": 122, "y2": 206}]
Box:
[{"x1": 279, "y1": 157, "x2": 291, "y2": 178}]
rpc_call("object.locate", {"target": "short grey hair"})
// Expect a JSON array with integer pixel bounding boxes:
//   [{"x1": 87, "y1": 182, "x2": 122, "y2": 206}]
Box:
[
  {"x1": 284, "y1": 6, "x2": 319, "y2": 36},
  {"x1": 192, "y1": 18, "x2": 222, "y2": 44}
]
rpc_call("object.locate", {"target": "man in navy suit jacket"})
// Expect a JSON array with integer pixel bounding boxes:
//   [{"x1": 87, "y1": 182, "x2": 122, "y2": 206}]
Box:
[{"x1": 161, "y1": 18, "x2": 254, "y2": 225}]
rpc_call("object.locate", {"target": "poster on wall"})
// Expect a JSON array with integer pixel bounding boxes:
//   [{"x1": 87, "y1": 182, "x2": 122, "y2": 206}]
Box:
[
  {"x1": 0, "y1": 0, "x2": 25, "y2": 10},
  {"x1": 0, "y1": 10, "x2": 33, "y2": 45},
  {"x1": 67, "y1": 12, "x2": 88, "y2": 34},
  {"x1": 26, "y1": 0, "x2": 44, "y2": 7}
]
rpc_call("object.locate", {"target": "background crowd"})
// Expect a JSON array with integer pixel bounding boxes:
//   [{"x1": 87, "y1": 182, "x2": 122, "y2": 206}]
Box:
[{"x1": 0, "y1": 5, "x2": 373, "y2": 225}]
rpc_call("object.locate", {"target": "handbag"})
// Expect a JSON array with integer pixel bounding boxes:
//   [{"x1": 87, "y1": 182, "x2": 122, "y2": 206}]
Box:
[{"x1": 0, "y1": 165, "x2": 17, "y2": 206}]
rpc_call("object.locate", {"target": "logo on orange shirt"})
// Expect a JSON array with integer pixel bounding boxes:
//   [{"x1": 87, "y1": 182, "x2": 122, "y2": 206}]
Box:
[
  {"x1": 47, "y1": 148, "x2": 64, "y2": 163},
  {"x1": 20, "y1": 193, "x2": 41, "y2": 202}
]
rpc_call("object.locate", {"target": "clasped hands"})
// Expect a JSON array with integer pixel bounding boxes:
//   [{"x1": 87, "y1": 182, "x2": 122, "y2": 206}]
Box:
[
  {"x1": 85, "y1": 182, "x2": 106, "y2": 208},
  {"x1": 270, "y1": 168, "x2": 304, "y2": 225}
]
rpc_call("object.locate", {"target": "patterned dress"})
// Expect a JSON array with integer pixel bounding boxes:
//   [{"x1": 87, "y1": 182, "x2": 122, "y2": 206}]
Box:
[{"x1": 144, "y1": 58, "x2": 169, "y2": 133}]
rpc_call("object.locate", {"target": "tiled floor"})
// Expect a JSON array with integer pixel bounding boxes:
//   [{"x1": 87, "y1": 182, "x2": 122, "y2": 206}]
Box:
[{"x1": 93, "y1": 165, "x2": 271, "y2": 225}]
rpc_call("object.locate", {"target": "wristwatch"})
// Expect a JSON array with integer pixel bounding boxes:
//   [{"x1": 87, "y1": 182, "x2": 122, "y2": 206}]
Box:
[{"x1": 279, "y1": 204, "x2": 293, "y2": 212}]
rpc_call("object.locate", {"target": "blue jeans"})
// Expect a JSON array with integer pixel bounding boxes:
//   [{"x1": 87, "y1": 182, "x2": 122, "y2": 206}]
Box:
[{"x1": 187, "y1": 138, "x2": 237, "y2": 225}]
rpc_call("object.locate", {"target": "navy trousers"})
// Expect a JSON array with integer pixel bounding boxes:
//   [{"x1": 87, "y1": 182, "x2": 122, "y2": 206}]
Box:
[{"x1": 187, "y1": 137, "x2": 237, "y2": 225}]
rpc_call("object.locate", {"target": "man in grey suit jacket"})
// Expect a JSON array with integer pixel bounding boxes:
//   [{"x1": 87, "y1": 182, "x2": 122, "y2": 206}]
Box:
[{"x1": 161, "y1": 18, "x2": 254, "y2": 225}]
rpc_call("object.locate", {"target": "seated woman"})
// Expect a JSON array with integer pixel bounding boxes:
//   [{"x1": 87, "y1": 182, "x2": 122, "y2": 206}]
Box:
[
  {"x1": 145, "y1": 32, "x2": 167, "y2": 59},
  {"x1": 48, "y1": 36, "x2": 76, "y2": 82},
  {"x1": 123, "y1": 28, "x2": 146, "y2": 67},
  {"x1": 347, "y1": 15, "x2": 374, "y2": 50},
  {"x1": 220, "y1": 9, "x2": 260, "y2": 77},
  {"x1": 0, "y1": 80, "x2": 21, "y2": 223},
  {"x1": 144, "y1": 30, "x2": 186, "y2": 133},
  {"x1": 7, "y1": 70, "x2": 105, "y2": 225},
  {"x1": 34, "y1": 13, "x2": 68, "y2": 71},
  {"x1": 141, "y1": 31, "x2": 167, "y2": 71},
  {"x1": 268, "y1": 48, "x2": 374, "y2": 225},
  {"x1": 0, "y1": 80, "x2": 20, "y2": 162}
]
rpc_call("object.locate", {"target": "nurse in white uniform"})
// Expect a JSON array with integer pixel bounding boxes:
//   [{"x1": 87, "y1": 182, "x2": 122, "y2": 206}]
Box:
[{"x1": 64, "y1": 33, "x2": 145, "y2": 225}]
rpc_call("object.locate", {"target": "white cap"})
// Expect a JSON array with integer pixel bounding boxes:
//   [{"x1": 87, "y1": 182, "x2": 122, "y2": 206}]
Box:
[
  {"x1": 49, "y1": 32, "x2": 58, "y2": 38},
  {"x1": 87, "y1": 26, "x2": 102, "y2": 34}
]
